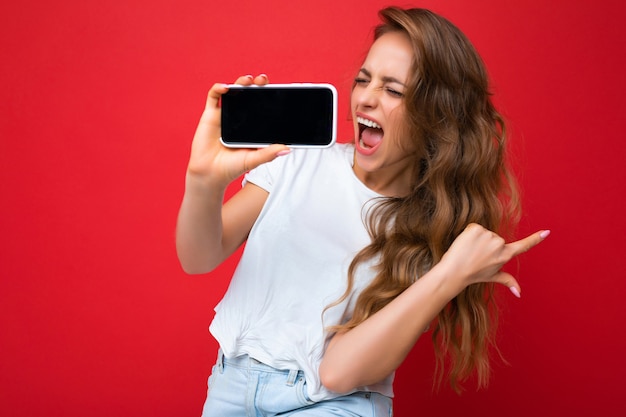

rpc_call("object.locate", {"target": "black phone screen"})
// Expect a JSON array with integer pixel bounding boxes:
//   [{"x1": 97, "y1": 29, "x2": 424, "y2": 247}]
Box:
[{"x1": 220, "y1": 84, "x2": 336, "y2": 147}]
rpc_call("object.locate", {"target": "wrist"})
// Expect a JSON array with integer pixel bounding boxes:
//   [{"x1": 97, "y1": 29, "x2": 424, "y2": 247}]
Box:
[
  {"x1": 185, "y1": 169, "x2": 230, "y2": 192},
  {"x1": 184, "y1": 171, "x2": 230, "y2": 203},
  {"x1": 426, "y1": 260, "x2": 468, "y2": 301}
]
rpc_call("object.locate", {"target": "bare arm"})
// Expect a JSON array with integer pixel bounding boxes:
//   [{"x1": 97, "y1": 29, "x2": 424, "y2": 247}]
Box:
[
  {"x1": 319, "y1": 225, "x2": 550, "y2": 393},
  {"x1": 175, "y1": 75, "x2": 290, "y2": 274},
  {"x1": 176, "y1": 178, "x2": 270, "y2": 273}
]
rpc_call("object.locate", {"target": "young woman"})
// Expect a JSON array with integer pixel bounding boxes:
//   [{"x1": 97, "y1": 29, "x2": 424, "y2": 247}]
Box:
[{"x1": 176, "y1": 7, "x2": 549, "y2": 416}]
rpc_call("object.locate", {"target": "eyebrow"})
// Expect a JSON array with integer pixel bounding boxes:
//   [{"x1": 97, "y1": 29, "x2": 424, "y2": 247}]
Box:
[{"x1": 359, "y1": 68, "x2": 407, "y2": 87}]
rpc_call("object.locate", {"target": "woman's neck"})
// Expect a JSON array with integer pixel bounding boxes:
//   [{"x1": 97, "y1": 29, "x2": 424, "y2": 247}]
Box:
[{"x1": 352, "y1": 155, "x2": 414, "y2": 198}]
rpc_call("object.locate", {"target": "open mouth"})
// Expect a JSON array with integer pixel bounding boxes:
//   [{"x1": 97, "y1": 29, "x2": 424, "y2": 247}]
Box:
[{"x1": 357, "y1": 116, "x2": 384, "y2": 150}]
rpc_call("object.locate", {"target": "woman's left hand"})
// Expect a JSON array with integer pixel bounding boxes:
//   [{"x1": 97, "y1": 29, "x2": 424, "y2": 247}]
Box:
[
  {"x1": 320, "y1": 223, "x2": 549, "y2": 392},
  {"x1": 439, "y1": 223, "x2": 550, "y2": 297}
]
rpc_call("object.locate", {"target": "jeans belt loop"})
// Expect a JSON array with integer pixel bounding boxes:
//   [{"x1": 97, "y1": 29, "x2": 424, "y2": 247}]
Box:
[{"x1": 286, "y1": 369, "x2": 299, "y2": 387}]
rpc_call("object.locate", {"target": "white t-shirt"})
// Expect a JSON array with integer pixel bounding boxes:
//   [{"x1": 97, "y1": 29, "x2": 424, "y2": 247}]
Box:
[{"x1": 209, "y1": 143, "x2": 395, "y2": 401}]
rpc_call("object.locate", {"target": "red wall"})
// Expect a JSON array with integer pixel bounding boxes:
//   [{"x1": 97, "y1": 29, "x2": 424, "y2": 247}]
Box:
[{"x1": 1, "y1": 0, "x2": 624, "y2": 416}]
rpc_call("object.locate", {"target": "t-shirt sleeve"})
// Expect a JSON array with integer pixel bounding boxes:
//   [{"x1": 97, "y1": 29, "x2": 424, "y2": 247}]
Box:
[{"x1": 242, "y1": 152, "x2": 292, "y2": 192}]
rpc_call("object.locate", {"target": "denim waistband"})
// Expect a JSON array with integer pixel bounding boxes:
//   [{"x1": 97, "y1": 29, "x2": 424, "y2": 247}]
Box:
[{"x1": 216, "y1": 349, "x2": 302, "y2": 386}]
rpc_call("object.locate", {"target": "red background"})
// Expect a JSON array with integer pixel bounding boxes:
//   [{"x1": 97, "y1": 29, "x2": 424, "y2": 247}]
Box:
[{"x1": 1, "y1": 0, "x2": 625, "y2": 416}]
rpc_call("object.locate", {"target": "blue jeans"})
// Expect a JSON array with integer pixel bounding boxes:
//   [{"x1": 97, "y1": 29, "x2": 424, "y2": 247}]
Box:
[{"x1": 201, "y1": 350, "x2": 393, "y2": 416}]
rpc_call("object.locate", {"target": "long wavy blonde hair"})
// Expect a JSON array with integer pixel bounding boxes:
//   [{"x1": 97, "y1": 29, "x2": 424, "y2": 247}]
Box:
[{"x1": 330, "y1": 7, "x2": 521, "y2": 392}]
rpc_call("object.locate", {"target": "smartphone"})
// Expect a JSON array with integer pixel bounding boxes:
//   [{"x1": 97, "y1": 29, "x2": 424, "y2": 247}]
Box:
[{"x1": 220, "y1": 83, "x2": 337, "y2": 148}]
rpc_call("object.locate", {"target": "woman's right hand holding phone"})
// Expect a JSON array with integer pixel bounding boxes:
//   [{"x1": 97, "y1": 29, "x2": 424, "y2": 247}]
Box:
[
  {"x1": 177, "y1": 74, "x2": 290, "y2": 274},
  {"x1": 186, "y1": 74, "x2": 290, "y2": 190}
]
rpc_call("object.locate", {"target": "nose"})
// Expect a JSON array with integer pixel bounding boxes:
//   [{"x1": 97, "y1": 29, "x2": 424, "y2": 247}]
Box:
[{"x1": 356, "y1": 84, "x2": 380, "y2": 109}]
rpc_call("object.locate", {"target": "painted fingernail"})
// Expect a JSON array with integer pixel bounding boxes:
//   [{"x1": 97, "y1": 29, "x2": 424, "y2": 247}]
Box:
[
  {"x1": 509, "y1": 287, "x2": 521, "y2": 298},
  {"x1": 259, "y1": 73, "x2": 268, "y2": 78},
  {"x1": 539, "y1": 230, "x2": 551, "y2": 239},
  {"x1": 245, "y1": 74, "x2": 253, "y2": 79},
  {"x1": 276, "y1": 149, "x2": 291, "y2": 157}
]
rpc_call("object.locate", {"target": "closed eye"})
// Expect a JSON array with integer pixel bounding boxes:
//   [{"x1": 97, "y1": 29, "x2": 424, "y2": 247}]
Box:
[{"x1": 386, "y1": 87, "x2": 404, "y2": 98}]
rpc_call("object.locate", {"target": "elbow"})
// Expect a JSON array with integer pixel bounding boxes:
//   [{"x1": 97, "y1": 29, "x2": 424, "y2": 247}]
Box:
[
  {"x1": 180, "y1": 264, "x2": 210, "y2": 275},
  {"x1": 176, "y1": 247, "x2": 220, "y2": 275},
  {"x1": 177, "y1": 257, "x2": 216, "y2": 275},
  {"x1": 319, "y1": 362, "x2": 356, "y2": 394}
]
